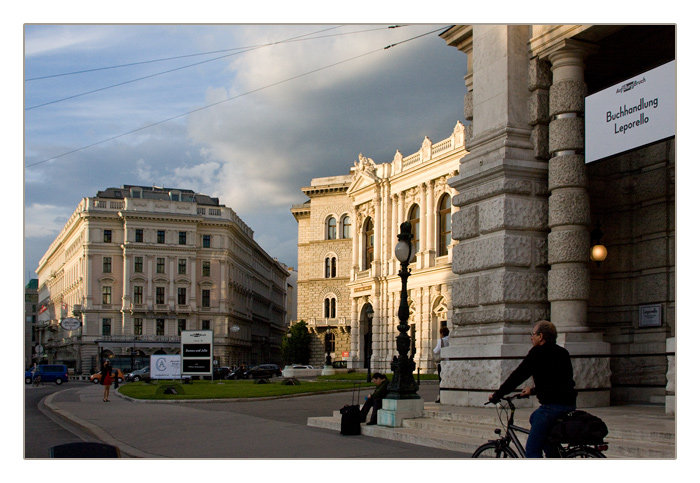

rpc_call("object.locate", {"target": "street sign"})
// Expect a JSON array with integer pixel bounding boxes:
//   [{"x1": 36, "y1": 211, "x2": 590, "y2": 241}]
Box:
[
  {"x1": 180, "y1": 330, "x2": 213, "y2": 376},
  {"x1": 151, "y1": 355, "x2": 181, "y2": 379}
]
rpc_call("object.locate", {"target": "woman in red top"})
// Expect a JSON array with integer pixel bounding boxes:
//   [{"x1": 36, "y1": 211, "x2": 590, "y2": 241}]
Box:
[{"x1": 100, "y1": 360, "x2": 112, "y2": 402}]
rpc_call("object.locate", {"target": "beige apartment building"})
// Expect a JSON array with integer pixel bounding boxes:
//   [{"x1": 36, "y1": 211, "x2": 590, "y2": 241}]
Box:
[
  {"x1": 292, "y1": 122, "x2": 467, "y2": 372},
  {"x1": 35, "y1": 185, "x2": 289, "y2": 374}
]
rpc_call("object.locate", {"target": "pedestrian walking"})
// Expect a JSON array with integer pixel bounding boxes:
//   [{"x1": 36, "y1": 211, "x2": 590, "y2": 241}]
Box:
[{"x1": 433, "y1": 326, "x2": 450, "y2": 403}]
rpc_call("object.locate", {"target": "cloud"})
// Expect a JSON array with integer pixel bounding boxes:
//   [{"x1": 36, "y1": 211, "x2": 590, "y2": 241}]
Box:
[
  {"x1": 24, "y1": 24, "x2": 467, "y2": 281},
  {"x1": 24, "y1": 25, "x2": 115, "y2": 57},
  {"x1": 24, "y1": 203, "x2": 75, "y2": 238}
]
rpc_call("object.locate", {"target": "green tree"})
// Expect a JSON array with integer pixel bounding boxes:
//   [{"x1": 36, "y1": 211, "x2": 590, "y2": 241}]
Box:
[{"x1": 282, "y1": 321, "x2": 312, "y2": 365}]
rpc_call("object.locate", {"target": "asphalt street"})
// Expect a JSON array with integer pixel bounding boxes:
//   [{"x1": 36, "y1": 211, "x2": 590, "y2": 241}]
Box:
[
  {"x1": 25, "y1": 383, "x2": 102, "y2": 458},
  {"x1": 35, "y1": 380, "x2": 469, "y2": 459}
]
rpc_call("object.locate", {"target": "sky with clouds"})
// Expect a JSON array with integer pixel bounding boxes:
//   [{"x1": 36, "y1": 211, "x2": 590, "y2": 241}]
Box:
[{"x1": 23, "y1": 23, "x2": 468, "y2": 282}]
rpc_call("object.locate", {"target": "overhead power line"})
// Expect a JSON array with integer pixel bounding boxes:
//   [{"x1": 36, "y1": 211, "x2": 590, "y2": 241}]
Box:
[
  {"x1": 25, "y1": 26, "x2": 448, "y2": 169},
  {"x1": 25, "y1": 25, "x2": 350, "y2": 82},
  {"x1": 25, "y1": 25, "x2": 349, "y2": 110}
]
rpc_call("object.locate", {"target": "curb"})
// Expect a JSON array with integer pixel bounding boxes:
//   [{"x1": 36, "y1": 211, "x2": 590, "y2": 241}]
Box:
[{"x1": 42, "y1": 390, "x2": 159, "y2": 458}]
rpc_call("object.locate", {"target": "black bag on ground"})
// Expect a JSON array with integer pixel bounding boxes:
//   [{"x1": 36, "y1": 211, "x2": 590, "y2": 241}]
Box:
[
  {"x1": 549, "y1": 410, "x2": 608, "y2": 444},
  {"x1": 340, "y1": 382, "x2": 362, "y2": 436}
]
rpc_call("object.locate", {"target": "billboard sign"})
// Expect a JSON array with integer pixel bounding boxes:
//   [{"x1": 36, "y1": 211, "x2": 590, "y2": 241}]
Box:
[
  {"x1": 181, "y1": 330, "x2": 213, "y2": 376},
  {"x1": 585, "y1": 60, "x2": 675, "y2": 163},
  {"x1": 151, "y1": 355, "x2": 181, "y2": 379}
]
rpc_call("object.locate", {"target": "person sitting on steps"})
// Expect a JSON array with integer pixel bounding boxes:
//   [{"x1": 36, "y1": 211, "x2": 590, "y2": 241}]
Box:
[{"x1": 361, "y1": 373, "x2": 389, "y2": 425}]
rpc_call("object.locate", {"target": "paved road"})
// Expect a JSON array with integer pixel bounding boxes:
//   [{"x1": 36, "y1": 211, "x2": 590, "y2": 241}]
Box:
[
  {"x1": 25, "y1": 383, "x2": 103, "y2": 458},
  {"x1": 40, "y1": 380, "x2": 468, "y2": 459}
]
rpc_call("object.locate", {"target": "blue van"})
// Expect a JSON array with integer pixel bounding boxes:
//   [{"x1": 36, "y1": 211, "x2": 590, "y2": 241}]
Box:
[{"x1": 25, "y1": 364, "x2": 69, "y2": 385}]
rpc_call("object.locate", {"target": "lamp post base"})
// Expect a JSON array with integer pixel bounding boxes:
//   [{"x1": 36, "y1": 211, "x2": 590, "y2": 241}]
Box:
[
  {"x1": 377, "y1": 398, "x2": 424, "y2": 427},
  {"x1": 321, "y1": 366, "x2": 336, "y2": 376}
]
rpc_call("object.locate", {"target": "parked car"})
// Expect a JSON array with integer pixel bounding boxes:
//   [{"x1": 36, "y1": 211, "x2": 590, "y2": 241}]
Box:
[
  {"x1": 292, "y1": 365, "x2": 315, "y2": 369},
  {"x1": 125, "y1": 367, "x2": 150, "y2": 382},
  {"x1": 243, "y1": 364, "x2": 282, "y2": 379},
  {"x1": 213, "y1": 366, "x2": 231, "y2": 380},
  {"x1": 25, "y1": 364, "x2": 69, "y2": 385},
  {"x1": 225, "y1": 365, "x2": 247, "y2": 380},
  {"x1": 90, "y1": 369, "x2": 125, "y2": 384}
]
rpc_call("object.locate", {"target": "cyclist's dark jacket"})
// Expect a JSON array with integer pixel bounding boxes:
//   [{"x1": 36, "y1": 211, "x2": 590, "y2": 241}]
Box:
[{"x1": 493, "y1": 342, "x2": 577, "y2": 405}]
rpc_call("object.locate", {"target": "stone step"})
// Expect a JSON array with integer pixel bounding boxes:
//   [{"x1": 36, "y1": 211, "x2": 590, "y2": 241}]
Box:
[
  {"x1": 309, "y1": 410, "x2": 675, "y2": 459},
  {"x1": 421, "y1": 408, "x2": 675, "y2": 444},
  {"x1": 308, "y1": 415, "x2": 483, "y2": 455}
]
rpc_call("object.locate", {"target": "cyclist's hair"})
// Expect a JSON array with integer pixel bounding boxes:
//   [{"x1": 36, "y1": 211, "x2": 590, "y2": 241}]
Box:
[{"x1": 534, "y1": 320, "x2": 557, "y2": 343}]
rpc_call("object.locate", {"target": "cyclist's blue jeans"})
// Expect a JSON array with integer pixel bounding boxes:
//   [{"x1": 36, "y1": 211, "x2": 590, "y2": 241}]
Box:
[{"x1": 526, "y1": 403, "x2": 575, "y2": 458}]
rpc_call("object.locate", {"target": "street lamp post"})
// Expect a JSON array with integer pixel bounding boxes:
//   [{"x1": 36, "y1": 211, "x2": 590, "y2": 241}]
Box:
[
  {"x1": 387, "y1": 222, "x2": 420, "y2": 400},
  {"x1": 324, "y1": 331, "x2": 332, "y2": 367},
  {"x1": 365, "y1": 307, "x2": 374, "y2": 382},
  {"x1": 285, "y1": 332, "x2": 292, "y2": 366}
]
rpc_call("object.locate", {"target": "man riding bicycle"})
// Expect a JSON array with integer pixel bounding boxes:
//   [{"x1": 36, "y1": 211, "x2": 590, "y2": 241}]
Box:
[{"x1": 489, "y1": 320, "x2": 577, "y2": 458}]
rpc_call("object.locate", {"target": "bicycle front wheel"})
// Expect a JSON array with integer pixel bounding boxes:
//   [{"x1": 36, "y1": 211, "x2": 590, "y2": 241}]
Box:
[
  {"x1": 562, "y1": 447, "x2": 606, "y2": 458},
  {"x1": 472, "y1": 442, "x2": 518, "y2": 458}
]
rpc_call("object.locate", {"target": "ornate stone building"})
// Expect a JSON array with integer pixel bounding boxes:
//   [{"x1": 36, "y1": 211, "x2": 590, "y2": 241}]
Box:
[
  {"x1": 439, "y1": 25, "x2": 675, "y2": 411},
  {"x1": 291, "y1": 175, "x2": 354, "y2": 364},
  {"x1": 35, "y1": 185, "x2": 289, "y2": 374},
  {"x1": 293, "y1": 122, "x2": 467, "y2": 372}
]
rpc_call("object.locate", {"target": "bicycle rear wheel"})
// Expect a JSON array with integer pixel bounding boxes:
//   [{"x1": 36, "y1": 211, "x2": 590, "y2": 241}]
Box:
[
  {"x1": 562, "y1": 447, "x2": 606, "y2": 458},
  {"x1": 472, "y1": 442, "x2": 518, "y2": 458}
]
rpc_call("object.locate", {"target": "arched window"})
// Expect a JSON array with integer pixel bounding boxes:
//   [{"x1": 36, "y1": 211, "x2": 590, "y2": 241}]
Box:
[
  {"x1": 340, "y1": 215, "x2": 351, "y2": 239},
  {"x1": 408, "y1": 204, "x2": 420, "y2": 258},
  {"x1": 325, "y1": 256, "x2": 337, "y2": 278},
  {"x1": 324, "y1": 297, "x2": 336, "y2": 318},
  {"x1": 364, "y1": 218, "x2": 374, "y2": 270},
  {"x1": 438, "y1": 194, "x2": 452, "y2": 257},
  {"x1": 327, "y1": 217, "x2": 337, "y2": 240}
]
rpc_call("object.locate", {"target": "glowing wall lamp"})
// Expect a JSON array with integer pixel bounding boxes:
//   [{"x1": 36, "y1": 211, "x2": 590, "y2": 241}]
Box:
[{"x1": 590, "y1": 223, "x2": 608, "y2": 264}]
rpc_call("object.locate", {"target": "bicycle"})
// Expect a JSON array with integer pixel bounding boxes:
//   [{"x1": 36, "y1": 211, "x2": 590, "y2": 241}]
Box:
[
  {"x1": 32, "y1": 374, "x2": 42, "y2": 387},
  {"x1": 472, "y1": 394, "x2": 608, "y2": 458}
]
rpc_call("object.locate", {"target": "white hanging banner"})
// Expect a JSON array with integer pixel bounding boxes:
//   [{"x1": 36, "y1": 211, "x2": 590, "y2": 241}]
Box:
[{"x1": 585, "y1": 60, "x2": 676, "y2": 163}]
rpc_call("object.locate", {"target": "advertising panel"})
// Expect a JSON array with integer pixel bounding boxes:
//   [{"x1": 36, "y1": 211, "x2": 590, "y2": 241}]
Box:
[
  {"x1": 585, "y1": 60, "x2": 676, "y2": 163},
  {"x1": 150, "y1": 355, "x2": 181, "y2": 379},
  {"x1": 181, "y1": 330, "x2": 213, "y2": 376}
]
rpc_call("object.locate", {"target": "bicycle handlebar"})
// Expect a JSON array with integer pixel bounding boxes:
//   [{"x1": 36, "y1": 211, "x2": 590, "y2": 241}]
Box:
[{"x1": 485, "y1": 393, "x2": 530, "y2": 405}]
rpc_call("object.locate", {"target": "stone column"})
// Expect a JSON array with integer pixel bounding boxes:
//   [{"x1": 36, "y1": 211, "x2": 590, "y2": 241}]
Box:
[
  {"x1": 427, "y1": 180, "x2": 436, "y2": 265},
  {"x1": 545, "y1": 40, "x2": 611, "y2": 407},
  {"x1": 373, "y1": 186, "x2": 382, "y2": 277},
  {"x1": 383, "y1": 181, "x2": 391, "y2": 274},
  {"x1": 442, "y1": 24, "x2": 550, "y2": 407},
  {"x1": 419, "y1": 183, "x2": 427, "y2": 268},
  {"x1": 122, "y1": 252, "x2": 131, "y2": 311},
  {"x1": 666, "y1": 337, "x2": 675, "y2": 416},
  {"x1": 390, "y1": 194, "x2": 398, "y2": 276},
  {"x1": 349, "y1": 297, "x2": 360, "y2": 368},
  {"x1": 370, "y1": 293, "x2": 380, "y2": 371},
  {"x1": 547, "y1": 40, "x2": 592, "y2": 328},
  {"x1": 351, "y1": 208, "x2": 360, "y2": 276}
]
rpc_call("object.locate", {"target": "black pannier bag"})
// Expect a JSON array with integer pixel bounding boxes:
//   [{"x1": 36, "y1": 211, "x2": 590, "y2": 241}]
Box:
[{"x1": 549, "y1": 410, "x2": 609, "y2": 445}]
